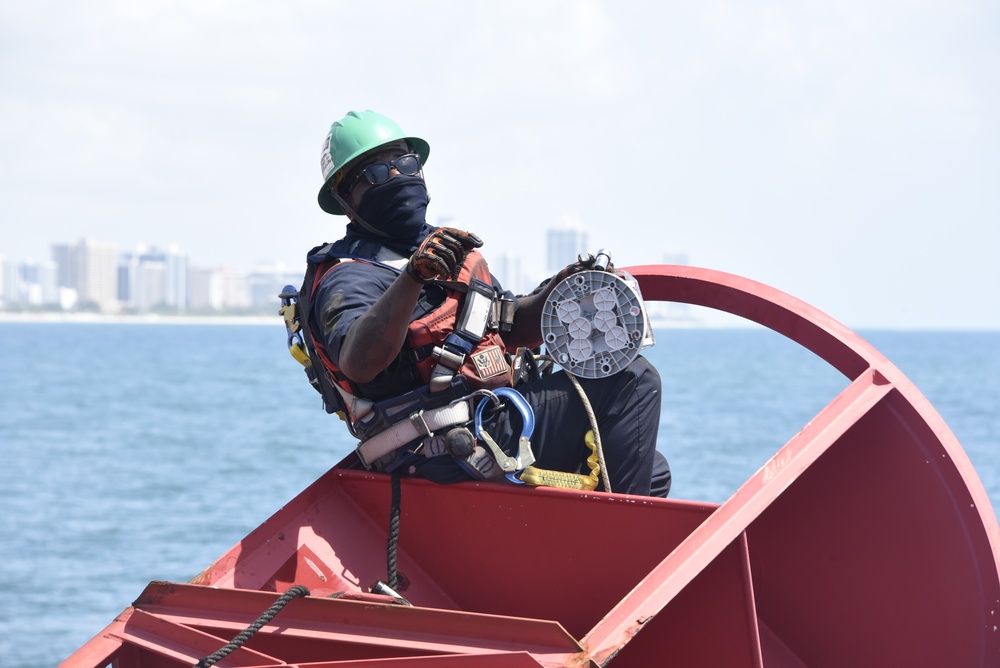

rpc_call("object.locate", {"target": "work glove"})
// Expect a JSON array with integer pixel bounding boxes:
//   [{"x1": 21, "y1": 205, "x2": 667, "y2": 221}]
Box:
[
  {"x1": 406, "y1": 227, "x2": 484, "y2": 283},
  {"x1": 553, "y1": 251, "x2": 615, "y2": 285}
]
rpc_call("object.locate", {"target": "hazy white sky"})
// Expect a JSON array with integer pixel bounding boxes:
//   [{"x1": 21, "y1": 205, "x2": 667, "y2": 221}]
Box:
[{"x1": 1, "y1": 0, "x2": 997, "y2": 329}]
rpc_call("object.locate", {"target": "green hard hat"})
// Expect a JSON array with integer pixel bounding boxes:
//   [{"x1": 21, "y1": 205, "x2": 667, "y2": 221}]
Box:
[{"x1": 317, "y1": 110, "x2": 430, "y2": 215}]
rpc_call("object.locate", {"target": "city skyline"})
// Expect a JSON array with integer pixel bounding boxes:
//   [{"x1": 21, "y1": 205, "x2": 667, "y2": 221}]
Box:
[
  {"x1": 1, "y1": 238, "x2": 298, "y2": 277},
  {"x1": 0, "y1": 224, "x2": 617, "y2": 315},
  {"x1": 0, "y1": 236, "x2": 305, "y2": 314},
  {"x1": 2, "y1": 2, "x2": 997, "y2": 329}
]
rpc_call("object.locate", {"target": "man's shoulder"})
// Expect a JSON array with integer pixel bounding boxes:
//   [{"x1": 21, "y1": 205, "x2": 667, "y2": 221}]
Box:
[{"x1": 315, "y1": 256, "x2": 397, "y2": 298}]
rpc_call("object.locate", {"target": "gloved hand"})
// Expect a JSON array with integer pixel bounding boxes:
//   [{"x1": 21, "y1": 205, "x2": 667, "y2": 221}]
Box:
[
  {"x1": 406, "y1": 227, "x2": 484, "y2": 283},
  {"x1": 553, "y1": 251, "x2": 615, "y2": 285}
]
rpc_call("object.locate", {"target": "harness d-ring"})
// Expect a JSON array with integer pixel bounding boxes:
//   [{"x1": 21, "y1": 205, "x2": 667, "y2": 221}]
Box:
[{"x1": 474, "y1": 387, "x2": 536, "y2": 475}]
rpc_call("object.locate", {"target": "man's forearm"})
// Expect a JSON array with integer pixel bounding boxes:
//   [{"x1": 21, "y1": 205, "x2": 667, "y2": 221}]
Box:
[
  {"x1": 504, "y1": 282, "x2": 554, "y2": 349},
  {"x1": 339, "y1": 271, "x2": 424, "y2": 383}
]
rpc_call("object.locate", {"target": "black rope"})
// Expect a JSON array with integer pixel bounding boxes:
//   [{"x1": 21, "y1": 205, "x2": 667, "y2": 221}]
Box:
[
  {"x1": 387, "y1": 471, "x2": 402, "y2": 590},
  {"x1": 193, "y1": 585, "x2": 310, "y2": 668}
]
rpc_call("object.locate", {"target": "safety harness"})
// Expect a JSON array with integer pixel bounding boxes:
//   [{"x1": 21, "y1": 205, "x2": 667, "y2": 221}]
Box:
[
  {"x1": 280, "y1": 242, "x2": 531, "y2": 480},
  {"x1": 280, "y1": 245, "x2": 633, "y2": 494}
]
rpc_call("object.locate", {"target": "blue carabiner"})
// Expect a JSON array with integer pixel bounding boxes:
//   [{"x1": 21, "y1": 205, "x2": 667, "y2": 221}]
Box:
[
  {"x1": 474, "y1": 387, "x2": 536, "y2": 478},
  {"x1": 475, "y1": 387, "x2": 535, "y2": 439}
]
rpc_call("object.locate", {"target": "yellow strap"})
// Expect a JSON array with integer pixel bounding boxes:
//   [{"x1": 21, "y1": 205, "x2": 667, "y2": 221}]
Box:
[
  {"x1": 279, "y1": 303, "x2": 312, "y2": 368},
  {"x1": 289, "y1": 341, "x2": 312, "y2": 368},
  {"x1": 518, "y1": 430, "x2": 600, "y2": 491}
]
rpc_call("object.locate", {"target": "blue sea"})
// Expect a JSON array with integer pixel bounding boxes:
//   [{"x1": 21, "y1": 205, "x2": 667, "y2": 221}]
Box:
[{"x1": 1, "y1": 321, "x2": 998, "y2": 667}]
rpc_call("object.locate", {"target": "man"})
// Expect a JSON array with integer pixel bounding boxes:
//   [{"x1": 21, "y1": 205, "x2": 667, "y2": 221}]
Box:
[{"x1": 304, "y1": 110, "x2": 670, "y2": 497}]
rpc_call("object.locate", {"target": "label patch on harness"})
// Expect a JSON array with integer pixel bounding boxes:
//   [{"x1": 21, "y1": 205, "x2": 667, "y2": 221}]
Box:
[{"x1": 472, "y1": 345, "x2": 508, "y2": 380}]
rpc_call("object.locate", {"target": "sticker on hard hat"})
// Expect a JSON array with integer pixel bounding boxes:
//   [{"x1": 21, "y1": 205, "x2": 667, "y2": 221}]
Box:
[
  {"x1": 320, "y1": 135, "x2": 334, "y2": 180},
  {"x1": 540, "y1": 270, "x2": 654, "y2": 379}
]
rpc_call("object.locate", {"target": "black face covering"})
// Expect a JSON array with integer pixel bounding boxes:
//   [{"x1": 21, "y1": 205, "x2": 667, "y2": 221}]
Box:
[{"x1": 355, "y1": 175, "x2": 429, "y2": 241}]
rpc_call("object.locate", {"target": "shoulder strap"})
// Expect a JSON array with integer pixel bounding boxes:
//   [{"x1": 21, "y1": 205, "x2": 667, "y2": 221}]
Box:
[
  {"x1": 297, "y1": 244, "x2": 419, "y2": 415},
  {"x1": 294, "y1": 249, "x2": 345, "y2": 415}
]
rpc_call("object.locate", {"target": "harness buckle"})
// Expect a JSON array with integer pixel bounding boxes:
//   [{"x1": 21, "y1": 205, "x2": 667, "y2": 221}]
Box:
[
  {"x1": 429, "y1": 343, "x2": 469, "y2": 392},
  {"x1": 408, "y1": 410, "x2": 433, "y2": 440},
  {"x1": 431, "y1": 345, "x2": 466, "y2": 371}
]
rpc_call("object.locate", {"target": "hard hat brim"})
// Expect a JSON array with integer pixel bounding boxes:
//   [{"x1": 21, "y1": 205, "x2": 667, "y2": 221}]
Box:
[{"x1": 318, "y1": 136, "x2": 430, "y2": 215}]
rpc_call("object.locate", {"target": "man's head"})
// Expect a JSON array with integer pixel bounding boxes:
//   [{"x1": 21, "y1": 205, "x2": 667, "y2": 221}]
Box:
[
  {"x1": 317, "y1": 110, "x2": 430, "y2": 216},
  {"x1": 336, "y1": 140, "x2": 418, "y2": 212}
]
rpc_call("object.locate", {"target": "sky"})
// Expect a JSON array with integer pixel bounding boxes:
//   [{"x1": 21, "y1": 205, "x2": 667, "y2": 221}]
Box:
[{"x1": 1, "y1": 0, "x2": 997, "y2": 329}]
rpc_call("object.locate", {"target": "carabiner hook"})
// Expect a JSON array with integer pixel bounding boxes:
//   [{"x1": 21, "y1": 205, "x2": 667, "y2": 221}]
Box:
[{"x1": 474, "y1": 387, "x2": 536, "y2": 474}]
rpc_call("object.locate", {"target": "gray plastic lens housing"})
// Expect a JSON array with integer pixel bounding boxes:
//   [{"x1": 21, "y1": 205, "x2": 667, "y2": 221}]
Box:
[{"x1": 540, "y1": 270, "x2": 655, "y2": 378}]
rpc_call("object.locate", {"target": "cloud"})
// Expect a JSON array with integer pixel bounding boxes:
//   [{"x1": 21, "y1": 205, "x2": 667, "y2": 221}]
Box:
[{"x1": 0, "y1": 0, "x2": 997, "y2": 327}]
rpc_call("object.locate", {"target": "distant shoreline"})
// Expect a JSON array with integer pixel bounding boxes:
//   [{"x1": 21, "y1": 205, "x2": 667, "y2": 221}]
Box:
[
  {"x1": 0, "y1": 312, "x2": 281, "y2": 325},
  {"x1": 5, "y1": 312, "x2": 989, "y2": 332},
  {"x1": 0, "y1": 311, "x2": 712, "y2": 329}
]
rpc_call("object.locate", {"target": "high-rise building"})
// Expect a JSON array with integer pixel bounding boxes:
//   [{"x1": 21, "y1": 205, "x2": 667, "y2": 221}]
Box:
[
  {"x1": 208, "y1": 267, "x2": 251, "y2": 310},
  {"x1": 491, "y1": 252, "x2": 529, "y2": 296},
  {"x1": 121, "y1": 245, "x2": 190, "y2": 312},
  {"x1": 50, "y1": 239, "x2": 120, "y2": 311},
  {"x1": 51, "y1": 242, "x2": 79, "y2": 291},
  {"x1": 546, "y1": 226, "x2": 589, "y2": 275},
  {"x1": 21, "y1": 259, "x2": 59, "y2": 306},
  {"x1": 162, "y1": 245, "x2": 188, "y2": 311},
  {"x1": 246, "y1": 262, "x2": 304, "y2": 310},
  {"x1": 0, "y1": 255, "x2": 17, "y2": 307},
  {"x1": 188, "y1": 267, "x2": 210, "y2": 310},
  {"x1": 644, "y1": 251, "x2": 695, "y2": 324},
  {"x1": 662, "y1": 251, "x2": 690, "y2": 267},
  {"x1": 77, "y1": 239, "x2": 119, "y2": 311},
  {"x1": 135, "y1": 260, "x2": 167, "y2": 312},
  {"x1": 188, "y1": 265, "x2": 254, "y2": 312}
]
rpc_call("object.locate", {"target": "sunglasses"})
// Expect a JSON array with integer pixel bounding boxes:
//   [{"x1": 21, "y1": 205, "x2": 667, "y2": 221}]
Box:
[{"x1": 343, "y1": 153, "x2": 422, "y2": 193}]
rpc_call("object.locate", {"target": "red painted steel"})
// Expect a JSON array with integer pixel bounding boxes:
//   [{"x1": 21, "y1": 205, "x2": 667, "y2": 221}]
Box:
[{"x1": 61, "y1": 265, "x2": 1000, "y2": 667}]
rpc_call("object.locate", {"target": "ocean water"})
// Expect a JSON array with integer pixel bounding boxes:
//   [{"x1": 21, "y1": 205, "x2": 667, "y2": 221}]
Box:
[{"x1": 1, "y1": 322, "x2": 998, "y2": 666}]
